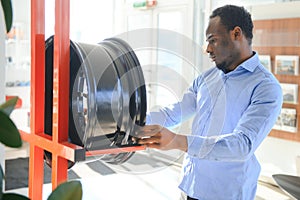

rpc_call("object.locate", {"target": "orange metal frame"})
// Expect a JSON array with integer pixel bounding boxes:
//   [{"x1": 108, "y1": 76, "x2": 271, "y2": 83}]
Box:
[{"x1": 20, "y1": 1, "x2": 145, "y2": 199}]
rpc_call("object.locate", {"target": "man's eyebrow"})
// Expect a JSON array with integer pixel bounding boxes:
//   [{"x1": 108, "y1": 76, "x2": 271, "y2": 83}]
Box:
[{"x1": 206, "y1": 34, "x2": 214, "y2": 41}]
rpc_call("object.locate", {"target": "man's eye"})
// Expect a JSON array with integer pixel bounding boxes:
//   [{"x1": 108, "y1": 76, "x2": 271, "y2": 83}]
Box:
[{"x1": 209, "y1": 39, "x2": 216, "y2": 44}]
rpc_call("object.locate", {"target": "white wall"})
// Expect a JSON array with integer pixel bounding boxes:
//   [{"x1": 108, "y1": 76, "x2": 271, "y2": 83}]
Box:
[
  {"x1": 256, "y1": 137, "x2": 300, "y2": 180},
  {"x1": 0, "y1": 1, "x2": 6, "y2": 103},
  {"x1": 249, "y1": 1, "x2": 300, "y2": 20}
]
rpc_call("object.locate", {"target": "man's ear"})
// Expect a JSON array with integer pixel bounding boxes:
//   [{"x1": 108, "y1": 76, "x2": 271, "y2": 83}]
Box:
[{"x1": 232, "y1": 26, "x2": 242, "y2": 39}]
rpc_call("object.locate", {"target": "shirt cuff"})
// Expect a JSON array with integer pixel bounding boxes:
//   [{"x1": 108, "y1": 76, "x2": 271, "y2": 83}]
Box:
[{"x1": 187, "y1": 135, "x2": 204, "y2": 157}]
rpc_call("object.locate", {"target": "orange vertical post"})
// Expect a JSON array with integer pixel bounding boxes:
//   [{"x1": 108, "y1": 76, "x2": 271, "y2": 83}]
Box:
[
  {"x1": 29, "y1": 0, "x2": 72, "y2": 197},
  {"x1": 29, "y1": 0, "x2": 45, "y2": 199},
  {"x1": 51, "y1": 0, "x2": 70, "y2": 189}
]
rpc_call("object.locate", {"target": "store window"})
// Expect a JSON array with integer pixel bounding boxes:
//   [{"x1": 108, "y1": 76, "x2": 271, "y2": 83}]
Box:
[
  {"x1": 46, "y1": 0, "x2": 114, "y2": 43},
  {"x1": 122, "y1": 0, "x2": 196, "y2": 113}
]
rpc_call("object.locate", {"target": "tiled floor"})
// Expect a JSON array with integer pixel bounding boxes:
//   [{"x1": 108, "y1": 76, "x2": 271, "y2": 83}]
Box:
[
  {"x1": 4, "y1": 144, "x2": 294, "y2": 200},
  {"x1": 7, "y1": 164, "x2": 183, "y2": 200},
  {"x1": 256, "y1": 181, "x2": 293, "y2": 200}
]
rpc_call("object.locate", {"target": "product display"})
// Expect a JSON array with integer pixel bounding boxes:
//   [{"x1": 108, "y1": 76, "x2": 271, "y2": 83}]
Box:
[{"x1": 44, "y1": 36, "x2": 146, "y2": 166}]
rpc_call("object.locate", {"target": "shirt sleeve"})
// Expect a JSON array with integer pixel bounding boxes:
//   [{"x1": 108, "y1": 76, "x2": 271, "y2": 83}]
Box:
[
  {"x1": 146, "y1": 80, "x2": 198, "y2": 127},
  {"x1": 187, "y1": 79, "x2": 283, "y2": 161}
]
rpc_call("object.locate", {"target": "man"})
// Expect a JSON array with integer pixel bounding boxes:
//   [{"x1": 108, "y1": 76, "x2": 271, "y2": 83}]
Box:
[{"x1": 137, "y1": 5, "x2": 282, "y2": 200}]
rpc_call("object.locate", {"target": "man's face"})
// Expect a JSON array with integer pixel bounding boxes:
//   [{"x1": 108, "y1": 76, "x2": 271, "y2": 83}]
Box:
[{"x1": 205, "y1": 16, "x2": 240, "y2": 73}]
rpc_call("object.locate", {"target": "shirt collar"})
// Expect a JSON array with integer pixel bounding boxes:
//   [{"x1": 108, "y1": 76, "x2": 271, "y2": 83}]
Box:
[
  {"x1": 219, "y1": 51, "x2": 260, "y2": 78},
  {"x1": 236, "y1": 51, "x2": 259, "y2": 73}
]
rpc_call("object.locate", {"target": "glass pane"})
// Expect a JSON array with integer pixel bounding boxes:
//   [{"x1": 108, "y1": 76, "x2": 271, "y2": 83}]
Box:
[
  {"x1": 127, "y1": 14, "x2": 153, "y2": 108},
  {"x1": 156, "y1": 11, "x2": 184, "y2": 106},
  {"x1": 70, "y1": 0, "x2": 114, "y2": 43},
  {"x1": 128, "y1": 14, "x2": 151, "y2": 30},
  {"x1": 45, "y1": 0, "x2": 114, "y2": 43}
]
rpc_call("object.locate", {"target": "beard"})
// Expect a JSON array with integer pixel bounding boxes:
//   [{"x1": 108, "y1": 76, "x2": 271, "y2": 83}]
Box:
[{"x1": 216, "y1": 62, "x2": 228, "y2": 73}]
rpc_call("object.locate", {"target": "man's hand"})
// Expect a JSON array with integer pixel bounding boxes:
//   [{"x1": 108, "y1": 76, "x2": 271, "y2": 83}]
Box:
[{"x1": 136, "y1": 125, "x2": 187, "y2": 151}]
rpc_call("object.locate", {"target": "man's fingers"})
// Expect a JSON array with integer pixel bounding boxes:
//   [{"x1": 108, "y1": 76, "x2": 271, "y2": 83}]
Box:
[
  {"x1": 135, "y1": 125, "x2": 163, "y2": 137},
  {"x1": 138, "y1": 138, "x2": 162, "y2": 149},
  {"x1": 137, "y1": 135, "x2": 161, "y2": 145}
]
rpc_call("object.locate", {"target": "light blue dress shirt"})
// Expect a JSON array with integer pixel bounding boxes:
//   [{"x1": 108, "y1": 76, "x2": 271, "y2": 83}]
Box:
[{"x1": 146, "y1": 52, "x2": 282, "y2": 200}]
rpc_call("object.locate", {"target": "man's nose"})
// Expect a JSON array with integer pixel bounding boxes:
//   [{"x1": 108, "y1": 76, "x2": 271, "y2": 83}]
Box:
[{"x1": 205, "y1": 43, "x2": 211, "y2": 54}]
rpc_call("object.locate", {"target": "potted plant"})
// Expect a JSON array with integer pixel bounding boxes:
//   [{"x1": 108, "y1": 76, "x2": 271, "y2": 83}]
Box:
[
  {"x1": 0, "y1": 98, "x2": 83, "y2": 200},
  {"x1": 0, "y1": 0, "x2": 12, "y2": 34},
  {"x1": 1, "y1": 1, "x2": 83, "y2": 199}
]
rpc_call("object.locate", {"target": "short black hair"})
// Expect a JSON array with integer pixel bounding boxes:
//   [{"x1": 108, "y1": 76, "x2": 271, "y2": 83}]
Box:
[{"x1": 210, "y1": 5, "x2": 253, "y2": 44}]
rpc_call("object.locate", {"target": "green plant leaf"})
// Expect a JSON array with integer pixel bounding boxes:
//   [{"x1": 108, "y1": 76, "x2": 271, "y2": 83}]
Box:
[
  {"x1": 0, "y1": 0, "x2": 13, "y2": 33},
  {"x1": 0, "y1": 110, "x2": 22, "y2": 148},
  {"x1": 2, "y1": 193, "x2": 30, "y2": 200},
  {"x1": 47, "y1": 180, "x2": 82, "y2": 200},
  {"x1": 0, "y1": 97, "x2": 18, "y2": 116}
]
